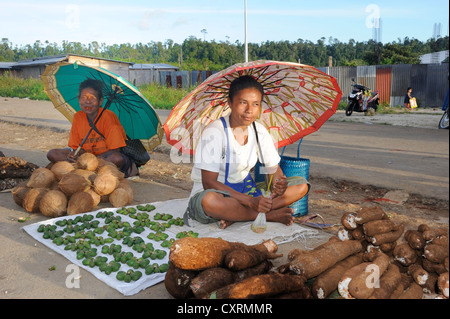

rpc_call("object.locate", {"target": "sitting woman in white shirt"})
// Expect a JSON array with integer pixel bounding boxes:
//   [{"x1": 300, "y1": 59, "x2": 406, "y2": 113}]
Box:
[{"x1": 184, "y1": 75, "x2": 310, "y2": 229}]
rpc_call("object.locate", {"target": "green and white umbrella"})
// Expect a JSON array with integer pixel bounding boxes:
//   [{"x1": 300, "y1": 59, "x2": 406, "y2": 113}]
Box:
[{"x1": 41, "y1": 61, "x2": 163, "y2": 151}]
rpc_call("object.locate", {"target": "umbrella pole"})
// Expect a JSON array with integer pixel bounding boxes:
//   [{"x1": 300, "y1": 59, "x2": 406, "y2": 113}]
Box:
[{"x1": 73, "y1": 94, "x2": 115, "y2": 156}]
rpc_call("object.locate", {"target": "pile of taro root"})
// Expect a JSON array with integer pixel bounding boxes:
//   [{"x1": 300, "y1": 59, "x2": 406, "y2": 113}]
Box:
[
  {"x1": 11, "y1": 153, "x2": 134, "y2": 217},
  {"x1": 165, "y1": 206, "x2": 448, "y2": 299}
]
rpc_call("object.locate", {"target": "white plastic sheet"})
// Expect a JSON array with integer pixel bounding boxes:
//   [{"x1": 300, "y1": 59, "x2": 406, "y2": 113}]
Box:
[{"x1": 23, "y1": 198, "x2": 318, "y2": 295}]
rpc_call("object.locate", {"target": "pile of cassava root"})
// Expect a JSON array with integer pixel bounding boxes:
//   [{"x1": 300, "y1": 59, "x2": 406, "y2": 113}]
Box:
[
  {"x1": 164, "y1": 237, "x2": 311, "y2": 299},
  {"x1": 11, "y1": 153, "x2": 134, "y2": 217},
  {"x1": 321, "y1": 206, "x2": 448, "y2": 299}
]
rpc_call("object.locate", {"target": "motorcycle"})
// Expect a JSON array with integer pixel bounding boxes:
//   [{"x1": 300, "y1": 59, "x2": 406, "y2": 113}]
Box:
[
  {"x1": 346, "y1": 78, "x2": 379, "y2": 116},
  {"x1": 438, "y1": 89, "x2": 449, "y2": 129}
]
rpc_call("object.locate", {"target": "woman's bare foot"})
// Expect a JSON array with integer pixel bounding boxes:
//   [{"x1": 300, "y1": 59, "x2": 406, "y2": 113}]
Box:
[
  {"x1": 266, "y1": 207, "x2": 295, "y2": 226},
  {"x1": 219, "y1": 219, "x2": 235, "y2": 229}
]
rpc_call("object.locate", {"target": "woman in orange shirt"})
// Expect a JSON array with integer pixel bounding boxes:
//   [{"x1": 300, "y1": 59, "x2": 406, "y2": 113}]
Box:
[{"x1": 47, "y1": 79, "x2": 138, "y2": 177}]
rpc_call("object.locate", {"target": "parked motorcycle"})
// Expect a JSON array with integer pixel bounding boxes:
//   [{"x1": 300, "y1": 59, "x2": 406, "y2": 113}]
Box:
[
  {"x1": 346, "y1": 78, "x2": 379, "y2": 116},
  {"x1": 438, "y1": 89, "x2": 449, "y2": 129}
]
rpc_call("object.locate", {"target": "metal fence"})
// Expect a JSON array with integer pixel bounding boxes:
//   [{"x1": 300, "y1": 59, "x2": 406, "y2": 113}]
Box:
[{"x1": 131, "y1": 63, "x2": 449, "y2": 108}]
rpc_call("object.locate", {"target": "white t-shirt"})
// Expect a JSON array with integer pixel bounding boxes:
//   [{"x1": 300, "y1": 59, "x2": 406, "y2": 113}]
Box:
[{"x1": 190, "y1": 115, "x2": 280, "y2": 197}]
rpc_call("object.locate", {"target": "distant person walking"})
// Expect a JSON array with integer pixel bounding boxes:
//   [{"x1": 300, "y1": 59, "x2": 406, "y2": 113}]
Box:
[{"x1": 404, "y1": 87, "x2": 414, "y2": 110}]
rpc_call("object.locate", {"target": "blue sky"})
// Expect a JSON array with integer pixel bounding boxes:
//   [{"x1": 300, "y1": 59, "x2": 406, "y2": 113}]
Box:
[{"x1": 1, "y1": 0, "x2": 449, "y2": 47}]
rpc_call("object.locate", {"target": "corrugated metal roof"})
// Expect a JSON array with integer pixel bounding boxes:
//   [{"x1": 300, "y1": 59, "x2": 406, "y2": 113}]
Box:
[
  {"x1": 0, "y1": 62, "x2": 17, "y2": 69},
  {"x1": 130, "y1": 63, "x2": 179, "y2": 70}
]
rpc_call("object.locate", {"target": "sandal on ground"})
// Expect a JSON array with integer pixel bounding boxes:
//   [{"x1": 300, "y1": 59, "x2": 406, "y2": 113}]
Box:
[{"x1": 294, "y1": 214, "x2": 335, "y2": 229}]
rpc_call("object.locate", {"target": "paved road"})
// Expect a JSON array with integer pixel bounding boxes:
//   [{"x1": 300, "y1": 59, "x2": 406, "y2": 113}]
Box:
[
  {"x1": 157, "y1": 109, "x2": 450, "y2": 201},
  {"x1": 1, "y1": 99, "x2": 448, "y2": 201}
]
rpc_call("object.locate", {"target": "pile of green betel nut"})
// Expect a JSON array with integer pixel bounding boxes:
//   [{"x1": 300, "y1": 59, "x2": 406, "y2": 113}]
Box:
[{"x1": 36, "y1": 205, "x2": 199, "y2": 284}]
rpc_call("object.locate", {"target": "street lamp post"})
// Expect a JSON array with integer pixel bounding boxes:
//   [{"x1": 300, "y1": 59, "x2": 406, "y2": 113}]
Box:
[{"x1": 244, "y1": 0, "x2": 248, "y2": 63}]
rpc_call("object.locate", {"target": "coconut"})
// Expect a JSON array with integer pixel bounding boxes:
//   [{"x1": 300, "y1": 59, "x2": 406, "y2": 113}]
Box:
[
  {"x1": 39, "y1": 190, "x2": 68, "y2": 218},
  {"x1": 85, "y1": 188, "x2": 101, "y2": 207},
  {"x1": 117, "y1": 180, "x2": 134, "y2": 204},
  {"x1": 11, "y1": 183, "x2": 31, "y2": 207},
  {"x1": 50, "y1": 161, "x2": 75, "y2": 180},
  {"x1": 97, "y1": 164, "x2": 125, "y2": 180},
  {"x1": 27, "y1": 167, "x2": 56, "y2": 188},
  {"x1": 58, "y1": 172, "x2": 91, "y2": 196},
  {"x1": 23, "y1": 188, "x2": 48, "y2": 213},
  {"x1": 109, "y1": 188, "x2": 130, "y2": 207},
  {"x1": 72, "y1": 169, "x2": 97, "y2": 184},
  {"x1": 93, "y1": 173, "x2": 120, "y2": 196},
  {"x1": 77, "y1": 152, "x2": 99, "y2": 171},
  {"x1": 67, "y1": 191, "x2": 94, "y2": 215}
]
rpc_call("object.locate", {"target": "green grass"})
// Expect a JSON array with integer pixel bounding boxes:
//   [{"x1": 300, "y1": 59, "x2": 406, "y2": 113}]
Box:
[
  {"x1": 0, "y1": 73, "x2": 194, "y2": 110},
  {"x1": 138, "y1": 83, "x2": 194, "y2": 110},
  {"x1": 0, "y1": 72, "x2": 49, "y2": 100}
]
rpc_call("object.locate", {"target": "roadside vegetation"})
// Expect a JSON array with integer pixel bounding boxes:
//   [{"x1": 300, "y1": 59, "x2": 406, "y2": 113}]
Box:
[
  {"x1": 0, "y1": 73, "x2": 438, "y2": 113},
  {"x1": 0, "y1": 73, "x2": 190, "y2": 110}
]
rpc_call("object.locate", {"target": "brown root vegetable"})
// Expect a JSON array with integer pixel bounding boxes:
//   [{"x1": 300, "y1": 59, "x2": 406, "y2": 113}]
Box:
[
  {"x1": 272, "y1": 286, "x2": 312, "y2": 299},
  {"x1": 93, "y1": 173, "x2": 120, "y2": 196},
  {"x1": 76, "y1": 152, "x2": 99, "y2": 171},
  {"x1": 26, "y1": 167, "x2": 56, "y2": 189},
  {"x1": 341, "y1": 212, "x2": 358, "y2": 230},
  {"x1": 190, "y1": 268, "x2": 235, "y2": 299},
  {"x1": 207, "y1": 273, "x2": 307, "y2": 299},
  {"x1": 368, "y1": 224, "x2": 404, "y2": 246},
  {"x1": 362, "y1": 219, "x2": 398, "y2": 237},
  {"x1": 397, "y1": 282, "x2": 423, "y2": 299},
  {"x1": 50, "y1": 161, "x2": 75, "y2": 180},
  {"x1": 348, "y1": 252, "x2": 390, "y2": 299},
  {"x1": 164, "y1": 264, "x2": 198, "y2": 299},
  {"x1": 438, "y1": 272, "x2": 449, "y2": 298},
  {"x1": 380, "y1": 241, "x2": 397, "y2": 253},
  {"x1": 445, "y1": 257, "x2": 449, "y2": 272},
  {"x1": 422, "y1": 227, "x2": 449, "y2": 241},
  {"x1": 23, "y1": 188, "x2": 48, "y2": 213},
  {"x1": 233, "y1": 260, "x2": 272, "y2": 282},
  {"x1": 224, "y1": 247, "x2": 282, "y2": 271},
  {"x1": 430, "y1": 235, "x2": 449, "y2": 249},
  {"x1": 11, "y1": 184, "x2": 31, "y2": 207},
  {"x1": 408, "y1": 264, "x2": 430, "y2": 286},
  {"x1": 58, "y1": 173, "x2": 90, "y2": 196},
  {"x1": 67, "y1": 191, "x2": 94, "y2": 215},
  {"x1": 39, "y1": 190, "x2": 67, "y2": 218},
  {"x1": 417, "y1": 224, "x2": 430, "y2": 233},
  {"x1": 312, "y1": 253, "x2": 363, "y2": 299},
  {"x1": 393, "y1": 243, "x2": 418, "y2": 266},
  {"x1": 338, "y1": 262, "x2": 371, "y2": 299},
  {"x1": 368, "y1": 263, "x2": 401, "y2": 299},
  {"x1": 351, "y1": 226, "x2": 365, "y2": 240},
  {"x1": 288, "y1": 240, "x2": 363, "y2": 279},
  {"x1": 424, "y1": 243, "x2": 449, "y2": 264},
  {"x1": 169, "y1": 237, "x2": 277, "y2": 271},
  {"x1": 404, "y1": 230, "x2": 426, "y2": 250},
  {"x1": 422, "y1": 258, "x2": 448, "y2": 275},
  {"x1": 354, "y1": 206, "x2": 386, "y2": 224},
  {"x1": 337, "y1": 227, "x2": 353, "y2": 241}
]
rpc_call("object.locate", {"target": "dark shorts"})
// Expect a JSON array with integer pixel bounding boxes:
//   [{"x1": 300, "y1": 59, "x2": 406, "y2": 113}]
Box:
[{"x1": 184, "y1": 176, "x2": 310, "y2": 226}]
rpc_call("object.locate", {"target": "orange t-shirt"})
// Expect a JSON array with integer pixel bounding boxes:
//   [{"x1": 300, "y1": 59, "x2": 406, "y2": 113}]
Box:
[{"x1": 68, "y1": 108, "x2": 127, "y2": 156}]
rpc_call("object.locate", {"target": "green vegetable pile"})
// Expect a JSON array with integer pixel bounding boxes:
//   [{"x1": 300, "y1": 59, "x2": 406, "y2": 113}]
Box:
[{"x1": 36, "y1": 205, "x2": 198, "y2": 284}]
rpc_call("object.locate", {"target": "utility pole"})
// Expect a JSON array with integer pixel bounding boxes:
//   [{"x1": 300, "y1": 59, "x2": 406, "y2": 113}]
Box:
[{"x1": 244, "y1": 0, "x2": 248, "y2": 63}]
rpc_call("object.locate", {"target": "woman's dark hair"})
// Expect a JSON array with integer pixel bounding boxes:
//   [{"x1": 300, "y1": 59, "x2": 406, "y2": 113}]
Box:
[
  {"x1": 228, "y1": 75, "x2": 264, "y2": 102},
  {"x1": 78, "y1": 79, "x2": 104, "y2": 100}
]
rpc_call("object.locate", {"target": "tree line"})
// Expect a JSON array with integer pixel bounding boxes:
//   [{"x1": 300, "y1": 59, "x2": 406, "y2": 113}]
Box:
[{"x1": 1, "y1": 36, "x2": 448, "y2": 71}]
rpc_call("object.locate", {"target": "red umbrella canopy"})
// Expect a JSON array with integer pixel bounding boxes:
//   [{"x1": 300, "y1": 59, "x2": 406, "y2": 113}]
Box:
[{"x1": 164, "y1": 60, "x2": 342, "y2": 155}]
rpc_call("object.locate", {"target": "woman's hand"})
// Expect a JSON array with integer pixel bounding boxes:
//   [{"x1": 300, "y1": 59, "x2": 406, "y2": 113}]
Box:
[
  {"x1": 271, "y1": 175, "x2": 288, "y2": 198},
  {"x1": 251, "y1": 195, "x2": 273, "y2": 213}
]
